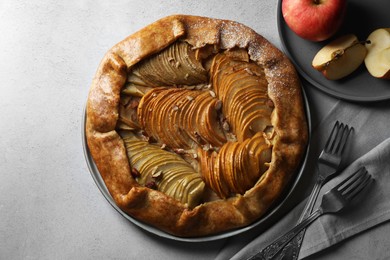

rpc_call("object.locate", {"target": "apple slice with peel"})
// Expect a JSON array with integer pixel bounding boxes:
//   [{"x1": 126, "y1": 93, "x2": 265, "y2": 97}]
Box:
[
  {"x1": 312, "y1": 34, "x2": 367, "y2": 80},
  {"x1": 365, "y1": 28, "x2": 390, "y2": 79}
]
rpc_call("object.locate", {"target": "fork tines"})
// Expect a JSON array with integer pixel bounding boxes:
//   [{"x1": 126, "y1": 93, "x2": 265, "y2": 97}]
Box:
[
  {"x1": 336, "y1": 167, "x2": 373, "y2": 201},
  {"x1": 325, "y1": 121, "x2": 354, "y2": 155}
]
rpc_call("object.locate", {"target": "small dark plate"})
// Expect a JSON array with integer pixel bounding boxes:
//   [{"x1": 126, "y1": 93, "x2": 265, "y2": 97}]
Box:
[{"x1": 277, "y1": 0, "x2": 390, "y2": 102}]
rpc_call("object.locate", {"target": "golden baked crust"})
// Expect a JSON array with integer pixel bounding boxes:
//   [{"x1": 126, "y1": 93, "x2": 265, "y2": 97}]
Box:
[{"x1": 86, "y1": 15, "x2": 308, "y2": 237}]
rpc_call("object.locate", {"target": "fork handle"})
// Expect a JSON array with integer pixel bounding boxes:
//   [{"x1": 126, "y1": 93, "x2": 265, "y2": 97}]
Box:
[
  {"x1": 299, "y1": 178, "x2": 325, "y2": 221},
  {"x1": 247, "y1": 209, "x2": 323, "y2": 260},
  {"x1": 275, "y1": 179, "x2": 325, "y2": 259},
  {"x1": 250, "y1": 179, "x2": 324, "y2": 260}
]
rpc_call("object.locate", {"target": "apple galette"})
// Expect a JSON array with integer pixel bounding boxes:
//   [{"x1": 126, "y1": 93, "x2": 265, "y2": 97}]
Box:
[{"x1": 86, "y1": 15, "x2": 308, "y2": 237}]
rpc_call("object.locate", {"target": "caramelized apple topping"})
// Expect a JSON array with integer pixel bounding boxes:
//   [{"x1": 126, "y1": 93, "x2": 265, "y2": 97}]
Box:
[
  {"x1": 123, "y1": 134, "x2": 205, "y2": 208},
  {"x1": 137, "y1": 87, "x2": 226, "y2": 149},
  {"x1": 210, "y1": 52, "x2": 272, "y2": 142},
  {"x1": 127, "y1": 41, "x2": 208, "y2": 87},
  {"x1": 118, "y1": 42, "x2": 275, "y2": 206},
  {"x1": 199, "y1": 132, "x2": 272, "y2": 198}
]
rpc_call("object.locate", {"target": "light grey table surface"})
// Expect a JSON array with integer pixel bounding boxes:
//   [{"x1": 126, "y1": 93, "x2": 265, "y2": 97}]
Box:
[{"x1": 1, "y1": 1, "x2": 387, "y2": 259}]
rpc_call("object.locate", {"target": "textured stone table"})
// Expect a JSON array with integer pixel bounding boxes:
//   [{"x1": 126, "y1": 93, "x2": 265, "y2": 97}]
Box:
[{"x1": 1, "y1": 1, "x2": 388, "y2": 259}]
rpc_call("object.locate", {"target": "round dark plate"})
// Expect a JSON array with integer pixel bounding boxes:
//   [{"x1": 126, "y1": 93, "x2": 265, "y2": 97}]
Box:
[
  {"x1": 82, "y1": 88, "x2": 311, "y2": 242},
  {"x1": 277, "y1": 0, "x2": 390, "y2": 102}
]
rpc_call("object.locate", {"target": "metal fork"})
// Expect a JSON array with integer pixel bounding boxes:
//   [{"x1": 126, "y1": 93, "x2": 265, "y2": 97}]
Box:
[
  {"x1": 254, "y1": 121, "x2": 353, "y2": 260},
  {"x1": 281, "y1": 121, "x2": 354, "y2": 259},
  {"x1": 248, "y1": 167, "x2": 373, "y2": 260}
]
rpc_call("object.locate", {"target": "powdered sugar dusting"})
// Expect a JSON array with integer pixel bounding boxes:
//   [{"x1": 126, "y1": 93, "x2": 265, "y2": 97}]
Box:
[{"x1": 219, "y1": 21, "x2": 252, "y2": 49}]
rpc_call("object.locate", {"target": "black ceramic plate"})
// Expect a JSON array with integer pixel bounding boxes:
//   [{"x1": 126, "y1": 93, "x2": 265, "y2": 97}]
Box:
[
  {"x1": 82, "y1": 88, "x2": 311, "y2": 242},
  {"x1": 277, "y1": 0, "x2": 390, "y2": 102}
]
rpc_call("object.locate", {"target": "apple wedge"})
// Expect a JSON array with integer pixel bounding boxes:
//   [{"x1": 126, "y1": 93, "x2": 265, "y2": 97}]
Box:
[
  {"x1": 312, "y1": 34, "x2": 367, "y2": 80},
  {"x1": 365, "y1": 28, "x2": 390, "y2": 79}
]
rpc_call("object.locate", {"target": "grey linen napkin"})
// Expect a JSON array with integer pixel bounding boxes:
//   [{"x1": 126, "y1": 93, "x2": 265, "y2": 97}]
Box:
[{"x1": 216, "y1": 99, "x2": 390, "y2": 260}]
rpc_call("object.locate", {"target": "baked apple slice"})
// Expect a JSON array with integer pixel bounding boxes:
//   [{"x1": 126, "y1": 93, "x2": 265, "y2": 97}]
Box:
[
  {"x1": 121, "y1": 83, "x2": 153, "y2": 97},
  {"x1": 196, "y1": 94, "x2": 226, "y2": 147},
  {"x1": 117, "y1": 96, "x2": 141, "y2": 130},
  {"x1": 171, "y1": 91, "x2": 197, "y2": 148},
  {"x1": 137, "y1": 87, "x2": 165, "y2": 130}
]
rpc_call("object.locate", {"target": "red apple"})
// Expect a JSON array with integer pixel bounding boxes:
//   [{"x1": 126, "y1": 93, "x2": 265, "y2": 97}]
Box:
[{"x1": 282, "y1": 0, "x2": 347, "y2": 42}]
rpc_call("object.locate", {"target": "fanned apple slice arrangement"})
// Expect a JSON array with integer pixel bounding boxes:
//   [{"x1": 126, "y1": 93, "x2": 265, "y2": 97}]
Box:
[
  {"x1": 210, "y1": 51, "x2": 273, "y2": 142},
  {"x1": 198, "y1": 132, "x2": 271, "y2": 198},
  {"x1": 137, "y1": 88, "x2": 227, "y2": 149},
  {"x1": 127, "y1": 41, "x2": 208, "y2": 87},
  {"x1": 117, "y1": 41, "x2": 275, "y2": 207},
  {"x1": 121, "y1": 133, "x2": 205, "y2": 209}
]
